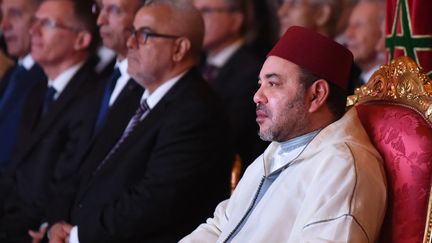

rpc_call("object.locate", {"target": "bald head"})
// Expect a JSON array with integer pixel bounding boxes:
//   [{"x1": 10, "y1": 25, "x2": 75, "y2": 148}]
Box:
[
  {"x1": 126, "y1": 0, "x2": 205, "y2": 91},
  {"x1": 145, "y1": 0, "x2": 204, "y2": 60}
]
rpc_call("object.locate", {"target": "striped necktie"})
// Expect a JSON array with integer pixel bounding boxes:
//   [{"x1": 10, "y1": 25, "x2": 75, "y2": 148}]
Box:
[
  {"x1": 202, "y1": 63, "x2": 219, "y2": 82},
  {"x1": 94, "y1": 99, "x2": 150, "y2": 172}
]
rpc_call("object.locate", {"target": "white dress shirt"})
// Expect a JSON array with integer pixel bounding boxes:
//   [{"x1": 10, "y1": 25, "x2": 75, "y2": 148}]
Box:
[
  {"x1": 109, "y1": 58, "x2": 131, "y2": 106},
  {"x1": 48, "y1": 62, "x2": 84, "y2": 100}
]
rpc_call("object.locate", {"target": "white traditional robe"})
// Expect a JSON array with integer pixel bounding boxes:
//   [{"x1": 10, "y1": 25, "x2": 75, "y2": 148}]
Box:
[{"x1": 180, "y1": 108, "x2": 387, "y2": 243}]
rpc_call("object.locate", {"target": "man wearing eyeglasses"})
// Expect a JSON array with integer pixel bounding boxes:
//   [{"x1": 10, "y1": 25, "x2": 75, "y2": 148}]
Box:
[
  {"x1": 193, "y1": 0, "x2": 268, "y2": 174},
  {"x1": 47, "y1": 0, "x2": 234, "y2": 242},
  {"x1": 0, "y1": 0, "x2": 102, "y2": 242},
  {"x1": 0, "y1": 0, "x2": 46, "y2": 175}
]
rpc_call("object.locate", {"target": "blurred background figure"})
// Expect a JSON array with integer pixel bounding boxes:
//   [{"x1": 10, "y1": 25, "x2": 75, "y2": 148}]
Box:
[
  {"x1": 344, "y1": 0, "x2": 385, "y2": 84},
  {"x1": 47, "y1": 0, "x2": 234, "y2": 241},
  {"x1": 194, "y1": 0, "x2": 269, "y2": 172},
  {"x1": 335, "y1": 0, "x2": 359, "y2": 44},
  {"x1": 247, "y1": 0, "x2": 279, "y2": 58},
  {"x1": 0, "y1": 0, "x2": 13, "y2": 80},
  {"x1": 90, "y1": 0, "x2": 143, "y2": 134},
  {"x1": 277, "y1": 0, "x2": 343, "y2": 39},
  {"x1": 37, "y1": 0, "x2": 145, "y2": 236},
  {"x1": 0, "y1": 0, "x2": 46, "y2": 173},
  {"x1": 0, "y1": 0, "x2": 101, "y2": 241},
  {"x1": 90, "y1": 0, "x2": 116, "y2": 79}
]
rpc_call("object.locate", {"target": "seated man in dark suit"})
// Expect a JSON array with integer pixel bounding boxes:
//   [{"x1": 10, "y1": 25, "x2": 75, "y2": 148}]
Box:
[
  {"x1": 46, "y1": 0, "x2": 234, "y2": 242},
  {"x1": 0, "y1": 0, "x2": 46, "y2": 172},
  {"x1": 193, "y1": 0, "x2": 268, "y2": 172},
  {"x1": 0, "y1": 0, "x2": 102, "y2": 242},
  {"x1": 90, "y1": 0, "x2": 144, "y2": 134},
  {"x1": 34, "y1": 0, "x2": 145, "y2": 236}
]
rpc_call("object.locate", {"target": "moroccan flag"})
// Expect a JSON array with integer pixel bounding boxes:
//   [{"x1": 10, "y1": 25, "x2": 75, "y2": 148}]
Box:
[{"x1": 385, "y1": 0, "x2": 432, "y2": 76}]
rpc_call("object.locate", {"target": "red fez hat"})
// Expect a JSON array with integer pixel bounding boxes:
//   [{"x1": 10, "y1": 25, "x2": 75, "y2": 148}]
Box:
[{"x1": 268, "y1": 26, "x2": 353, "y2": 90}]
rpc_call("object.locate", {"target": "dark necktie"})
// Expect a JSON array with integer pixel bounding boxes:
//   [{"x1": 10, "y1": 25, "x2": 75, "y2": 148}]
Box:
[
  {"x1": 0, "y1": 65, "x2": 27, "y2": 112},
  {"x1": 202, "y1": 63, "x2": 219, "y2": 82},
  {"x1": 94, "y1": 99, "x2": 150, "y2": 172},
  {"x1": 42, "y1": 86, "x2": 57, "y2": 116},
  {"x1": 95, "y1": 68, "x2": 121, "y2": 129}
]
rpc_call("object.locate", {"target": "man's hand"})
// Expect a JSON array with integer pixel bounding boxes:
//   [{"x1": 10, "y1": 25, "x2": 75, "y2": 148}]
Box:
[
  {"x1": 28, "y1": 223, "x2": 48, "y2": 243},
  {"x1": 48, "y1": 222, "x2": 73, "y2": 243}
]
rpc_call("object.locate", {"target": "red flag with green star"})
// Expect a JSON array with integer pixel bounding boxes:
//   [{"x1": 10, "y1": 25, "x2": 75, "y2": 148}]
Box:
[{"x1": 386, "y1": 0, "x2": 432, "y2": 76}]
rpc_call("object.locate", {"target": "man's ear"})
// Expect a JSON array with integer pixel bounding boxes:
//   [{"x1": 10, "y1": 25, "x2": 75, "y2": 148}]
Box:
[
  {"x1": 307, "y1": 79, "x2": 329, "y2": 113},
  {"x1": 172, "y1": 37, "x2": 191, "y2": 62},
  {"x1": 74, "y1": 31, "x2": 92, "y2": 51}
]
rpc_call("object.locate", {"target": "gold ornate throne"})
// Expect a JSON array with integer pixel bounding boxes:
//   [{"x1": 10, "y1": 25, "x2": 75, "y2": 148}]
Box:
[{"x1": 347, "y1": 56, "x2": 432, "y2": 243}]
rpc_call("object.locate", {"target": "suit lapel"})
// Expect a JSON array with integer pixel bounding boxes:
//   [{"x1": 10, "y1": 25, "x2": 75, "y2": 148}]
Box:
[
  {"x1": 110, "y1": 78, "x2": 141, "y2": 109},
  {"x1": 18, "y1": 62, "x2": 94, "y2": 161},
  {"x1": 102, "y1": 71, "x2": 198, "y2": 165},
  {"x1": 75, "y1": 78, "x2": 143, "y2": 167},
  {"x1": 211, "y1": 46, "x2": 246, "y2": 87},
  {"x1": 77, "y1": 70, "x2": 198, "y2": 198}
]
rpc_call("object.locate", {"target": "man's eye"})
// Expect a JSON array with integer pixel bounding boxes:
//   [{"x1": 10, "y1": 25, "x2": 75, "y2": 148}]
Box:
[
  {"x1": 269, "y1": 81, "x2": 278, "y2": 87},
  {"x1": 107, "y1": 5, "x2": 121, "y2": 15}
]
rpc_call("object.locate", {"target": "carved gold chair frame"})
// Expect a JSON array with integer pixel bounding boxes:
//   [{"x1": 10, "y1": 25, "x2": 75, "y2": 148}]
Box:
[{"x1": 347, "y1": 56, "x2": 432, "y2": 243}]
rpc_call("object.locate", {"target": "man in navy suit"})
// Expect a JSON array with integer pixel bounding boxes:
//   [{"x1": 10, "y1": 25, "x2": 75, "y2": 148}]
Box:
[
  {"x1": 48, "y1": 1, "x2": 234, "y2": 242},
  {"x1": 90, "y1": 0, "x2": 144, "y2": 134},
  {"x1": 0, "y1": 0, "x2": 46, "y2": 172}
]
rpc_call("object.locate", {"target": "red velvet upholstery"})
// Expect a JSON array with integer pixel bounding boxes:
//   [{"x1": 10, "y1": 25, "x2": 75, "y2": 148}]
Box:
[{"x1": 356, "y1": 102, "x2": 432, "y2": 243}]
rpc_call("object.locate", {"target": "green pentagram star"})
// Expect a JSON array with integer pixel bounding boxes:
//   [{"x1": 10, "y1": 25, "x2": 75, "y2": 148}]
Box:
[{"x1": 386, "y1": 0, "x2": 432, "y2": 75}]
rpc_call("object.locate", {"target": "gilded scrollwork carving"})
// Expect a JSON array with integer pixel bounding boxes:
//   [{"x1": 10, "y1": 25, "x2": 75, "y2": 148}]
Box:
[{"x1": 347, "y1": 56, "x2": 432, "y2": 123}]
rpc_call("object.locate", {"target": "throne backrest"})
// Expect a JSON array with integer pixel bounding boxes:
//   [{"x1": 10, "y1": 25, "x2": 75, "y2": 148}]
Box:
[{"x1": 347, "y1": 56, "x2": 432, "y2": 243}]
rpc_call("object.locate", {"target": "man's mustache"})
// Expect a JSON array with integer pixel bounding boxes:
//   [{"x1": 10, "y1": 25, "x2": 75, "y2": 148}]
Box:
[{"x1": 256, "y1": 103, "x2": 270, "y2": 116}]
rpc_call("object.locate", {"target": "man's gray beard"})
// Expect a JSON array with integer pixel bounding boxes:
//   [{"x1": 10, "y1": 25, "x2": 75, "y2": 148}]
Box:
[{"x1": 258, "y1": 130, "x2": 274, "y2": 142}]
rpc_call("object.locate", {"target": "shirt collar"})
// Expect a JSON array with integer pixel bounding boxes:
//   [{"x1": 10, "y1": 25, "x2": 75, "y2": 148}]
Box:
[
  {"x1": 95, "y1": 46, "x2": 116, "y2": 74},
  {"x1": 18, "y1": 54, "x2": 35, "y2": 71},
  {"x1": 279, "y1": 130, "x2": 321, "y2": 155},
  {"x1": 206, "y1": 39, "x2": 244, "y2": 67},
  {"x1": 48, "y1": 62, "x2": 84, "y2": 99},
  {"x1": 116, "y1": 58, "x2": 130, "y2": 80},
  {"x1": 141, "y1": 70, "x2": 188, "y2": 109}
]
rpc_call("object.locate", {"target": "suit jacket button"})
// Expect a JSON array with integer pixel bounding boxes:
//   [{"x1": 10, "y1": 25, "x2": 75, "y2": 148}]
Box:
[{"x1": 78, "y1": 203, "x2": 83, "y2": 209}]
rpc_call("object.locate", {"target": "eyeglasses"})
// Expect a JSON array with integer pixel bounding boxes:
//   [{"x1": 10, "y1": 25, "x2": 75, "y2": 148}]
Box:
[
  {"x1": 198, "y1": 6, "x2": 239, "y2": 14},
  {"x1": 31, "y1": 17, "x2": 81, "y2": 32},
  {"x1": 128, "y1": 27, "x2": 180, "y2": 46}
]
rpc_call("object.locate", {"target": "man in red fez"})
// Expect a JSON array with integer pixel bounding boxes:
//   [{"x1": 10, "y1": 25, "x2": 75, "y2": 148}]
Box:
[{"x1": 181, "y1": 26, "x2": 387, "y2": 242}]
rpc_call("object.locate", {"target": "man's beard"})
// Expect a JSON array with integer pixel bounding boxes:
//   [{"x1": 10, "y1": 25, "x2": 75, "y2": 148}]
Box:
[{"x1": 257, "y1": 92, "x2": 307, "y2": 142}]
